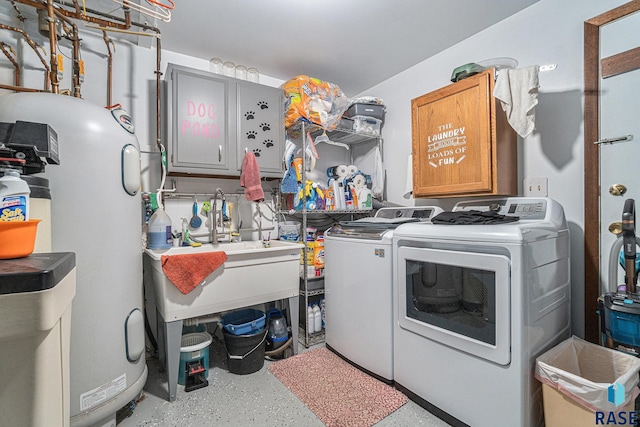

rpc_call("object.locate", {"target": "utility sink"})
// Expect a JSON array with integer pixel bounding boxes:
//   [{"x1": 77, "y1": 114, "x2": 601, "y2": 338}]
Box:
[
  {"x1": 144, "y1": 239, "x2": 302, "y2": 321},
  {"x1": 142, "y1": 239, "x2": 302, "y2": 401}
]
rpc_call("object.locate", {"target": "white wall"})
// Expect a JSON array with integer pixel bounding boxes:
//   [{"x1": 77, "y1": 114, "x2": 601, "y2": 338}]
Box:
[{"x1": 363, "y1": 0, "x2": 629, "y2": 337}]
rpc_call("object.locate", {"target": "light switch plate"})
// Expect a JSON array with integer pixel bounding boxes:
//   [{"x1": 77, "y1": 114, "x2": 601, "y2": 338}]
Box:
[{"x1": 524, "y1": 177, "x2": 548, "y2": 196}]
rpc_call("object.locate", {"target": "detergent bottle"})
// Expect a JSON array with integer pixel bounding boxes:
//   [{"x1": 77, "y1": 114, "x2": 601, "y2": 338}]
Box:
[
  {"x1": 307, "y1": 303, "x2": 315, "y2": 334},
  {"x1": 313, "y1": 302, "x2": 322, "y2": 332},
  {"x1": 147, "y1": 207, "x2": 172, "y2": 249},
  {"x1": 0, "y1": 169, "x2": 30, "y2": 221},
  {"x1": 313, "y1": 235, "x2": 325, "y2": 270}
]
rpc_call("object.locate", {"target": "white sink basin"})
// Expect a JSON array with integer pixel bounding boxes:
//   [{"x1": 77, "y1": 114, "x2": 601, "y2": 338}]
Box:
[{"x1": 143, "y1": 239, "x2": 303, "y2": 321}]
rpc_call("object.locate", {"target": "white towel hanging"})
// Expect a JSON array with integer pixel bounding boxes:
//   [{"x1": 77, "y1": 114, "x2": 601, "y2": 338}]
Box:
[{"x1": 372, "y1": 145, "x2": 384, "y2": 199}]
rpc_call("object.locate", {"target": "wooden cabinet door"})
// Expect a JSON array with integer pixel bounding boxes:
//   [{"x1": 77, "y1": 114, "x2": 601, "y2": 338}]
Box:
[{"x1": 412, "y1": 69, "x2": 515, "y2": 198}]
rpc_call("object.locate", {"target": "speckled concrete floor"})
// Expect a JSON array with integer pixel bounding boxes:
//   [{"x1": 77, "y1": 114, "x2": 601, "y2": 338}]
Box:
[{"x1": 117, "y1": 329, "x2": 451, "y2": 427}]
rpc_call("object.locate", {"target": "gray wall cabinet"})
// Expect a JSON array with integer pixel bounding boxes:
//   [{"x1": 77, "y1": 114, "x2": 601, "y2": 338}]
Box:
[{"x1": 165, "y1": 64, "x2": 285, "y2": 178}]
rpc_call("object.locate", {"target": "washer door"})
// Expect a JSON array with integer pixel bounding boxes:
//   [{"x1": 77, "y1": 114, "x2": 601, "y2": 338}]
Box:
[{"x1": 396, "y1": 246, "x2": 511, "y2": 365}]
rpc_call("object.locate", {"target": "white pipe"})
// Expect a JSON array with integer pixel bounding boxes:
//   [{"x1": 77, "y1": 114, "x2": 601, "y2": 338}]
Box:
[{"x1": 183, "y1": 315, "x2": 221, "y2": 327}]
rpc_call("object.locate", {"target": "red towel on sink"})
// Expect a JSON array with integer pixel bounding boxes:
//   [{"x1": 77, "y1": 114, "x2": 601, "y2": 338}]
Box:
[{"x1": 161, "y1": 252, "x2": 228, "y2": 295}]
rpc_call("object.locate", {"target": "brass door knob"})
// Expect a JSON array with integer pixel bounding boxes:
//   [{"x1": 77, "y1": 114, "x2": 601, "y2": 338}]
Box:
[
  {"x1": 609, "y1": 222, "x2": 622, "y2": 234},
  {"x1": 609, "y1": 184, "x2": 627, "y2": 196}
]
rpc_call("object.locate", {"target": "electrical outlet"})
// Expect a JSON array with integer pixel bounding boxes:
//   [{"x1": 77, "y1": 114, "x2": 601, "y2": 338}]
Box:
[{"x1": 524, "y1": 177, "x2": 548, "y2": 197}]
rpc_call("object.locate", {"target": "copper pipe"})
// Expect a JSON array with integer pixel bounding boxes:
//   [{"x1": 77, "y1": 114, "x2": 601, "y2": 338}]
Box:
[
  {"x1": 65, "y1": 0, "x2": 131, "y2": 30},
  {"x1": 9, "y1": 1, "x2": 26, "y2": 22},
  {"x1": 45, "y1": 0, "x2": 59, "y2": 93},
  {"x1": 0, "y1": 23, "x2": 50, "y2": 91},
  {"x1": 122, "y1": 0, "x2": 132, "y2": 28},
  {"x1": 53, "y1": 10, "x2": 81, "y2": 97},
  {"x1": 154, "y1": 31, "x2": 162, "y2": 152},
  {"x1": 0, "y1": 43, "x2": 20, "y2": 86},
  {"x1": 102, "y1": 31, "x2": 114, "y2": 106},
  {"x1": 13, "y1": 0, "x2": 131, "y2": 30},
  {"x1": 0, "y1": 83, "x2": 43, "y2": 92},
  {"x1": 7, "y1": 0, "x2": 163, "y2": 158}
]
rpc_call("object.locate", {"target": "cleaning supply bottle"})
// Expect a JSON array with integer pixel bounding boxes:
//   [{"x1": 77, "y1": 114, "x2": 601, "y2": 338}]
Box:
[
  {"x1": 313, "y1": 235, "x2": 325, "y2": 270},
  {"x1": 358, "y1": 187, "x2": 373, "y2": 210},
  {"x1": 0, "y1": 169, "x2": 30, "y2": 221},
  {"x1": 313, "y1": 302, "x2": 322, "y2": 332},
  {"x1": 307, "y1": 303, "x2": 315, "y2": 334},
  {"x1": 147, "y1": 207, "x2": 172, "y2": 249},
  {"x1": 344, "y1": 183, "x2": 354, "y2": 210}
]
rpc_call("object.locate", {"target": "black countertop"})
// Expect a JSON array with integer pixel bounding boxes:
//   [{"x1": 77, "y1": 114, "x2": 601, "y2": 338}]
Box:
[{"x1": 0, "y1": 252, "x2": 76, "y2": 295}]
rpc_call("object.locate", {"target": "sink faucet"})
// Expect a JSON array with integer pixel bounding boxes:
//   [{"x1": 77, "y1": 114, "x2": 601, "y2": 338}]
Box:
[{"x1": 210, "y1": 188, "x2": 226, "y2": 244}]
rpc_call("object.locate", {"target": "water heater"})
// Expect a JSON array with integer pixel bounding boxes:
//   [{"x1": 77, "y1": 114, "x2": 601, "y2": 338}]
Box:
[{"x1": 0, "y1": 93, "x2": 147, "y2": 427}]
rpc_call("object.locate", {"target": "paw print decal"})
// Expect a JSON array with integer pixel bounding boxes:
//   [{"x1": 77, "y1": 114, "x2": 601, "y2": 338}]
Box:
[
  {"x1": 260, "y1": 123, "x2": 271, "y2": 132},
  {"x1": 246, "y1": 131, "x2": 257, "y2": 139},
  {"x1": 253, "y1": 148, "x2": 261, "y2": 157},
  {"x1": 244, "y1": 111, "x2": 255, "y2": 120},
  {"x1": 257, "y1": 101, "x2": 269, "y2": 110},
  {"x1": 263, "y1": 139, "x2": 274, "y2": 148}
]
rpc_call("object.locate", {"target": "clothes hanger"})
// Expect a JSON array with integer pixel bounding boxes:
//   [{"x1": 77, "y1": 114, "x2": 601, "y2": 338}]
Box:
[
  {"x1": 146, "y1": 0, "x2": 175, "y2": 10},
  {"x1": 110, "y1": 0, "x2": 172, "y2": 22},
  {"x1": 314, "y1": 130, "x2": 349, "y2": 150}
]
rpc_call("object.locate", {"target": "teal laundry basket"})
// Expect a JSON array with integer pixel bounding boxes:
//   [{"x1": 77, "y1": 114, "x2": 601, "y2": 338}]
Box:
[{"x1": 178, "y1": 332, "x2": 212, "y2": 386}]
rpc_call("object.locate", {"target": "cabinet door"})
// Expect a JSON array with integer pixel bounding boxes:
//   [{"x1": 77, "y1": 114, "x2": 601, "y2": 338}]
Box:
[
  {"x1": 412, "y1": 71, "x2": 495, "y2": 197},
  {"x1": 236, "y1": 82, "x2": 285, "y2": 177},
  {"x1": 168, "y1": 68, "x2": 234, "y2": 173}
]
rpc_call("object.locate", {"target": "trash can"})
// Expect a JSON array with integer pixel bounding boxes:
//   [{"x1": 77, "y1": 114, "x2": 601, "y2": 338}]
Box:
[
  {"x1": 535, "y1": 336, "x2": 640, "y2": 427},
  {"x1": 178, "y1": 331, "x2": 212, "y2": 391}
]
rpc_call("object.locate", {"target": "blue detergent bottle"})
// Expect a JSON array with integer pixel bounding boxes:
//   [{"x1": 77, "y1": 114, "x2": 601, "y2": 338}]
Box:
[{"x1": 147, "y1": 207, "x2": 172, "y2": 249}]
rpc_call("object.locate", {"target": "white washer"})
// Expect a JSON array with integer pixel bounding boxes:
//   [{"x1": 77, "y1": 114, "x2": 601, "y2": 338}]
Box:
[
  {"x1": 393, "y1": 197, "x2": 570, "y2": 427},
  {"x1": 324, "y1": 206, "x2": 442, "y2": 382}
]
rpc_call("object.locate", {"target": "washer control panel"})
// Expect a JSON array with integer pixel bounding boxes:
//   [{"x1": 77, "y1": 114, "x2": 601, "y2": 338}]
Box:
[{"x1": 375, "y1": 206, "x2": 443, "y2": 221}]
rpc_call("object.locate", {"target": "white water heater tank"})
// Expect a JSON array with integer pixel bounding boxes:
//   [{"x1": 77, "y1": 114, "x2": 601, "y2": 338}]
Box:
[{"x1": 0, "y1": 93, "x2": 147, "y2": 427}]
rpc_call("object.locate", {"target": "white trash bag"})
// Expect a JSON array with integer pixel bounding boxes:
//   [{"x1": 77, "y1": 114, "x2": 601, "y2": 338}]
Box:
[{"x1": 535, "y1": 335, "x2": 640, "y2": 413}]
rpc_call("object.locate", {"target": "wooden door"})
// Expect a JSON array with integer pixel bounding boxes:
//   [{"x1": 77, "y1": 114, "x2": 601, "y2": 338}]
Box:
[{"x1": 583, "y1": 1, "x2": 640, "y2": 342}]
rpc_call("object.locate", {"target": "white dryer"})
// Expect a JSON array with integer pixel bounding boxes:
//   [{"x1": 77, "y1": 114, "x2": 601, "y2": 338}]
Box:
[
  {"x1": 324, "y1": 206, "x2": 442, "y2": 382},
  {"x1": 393, "y1": 197, "x2": 570, "y2": 427}
]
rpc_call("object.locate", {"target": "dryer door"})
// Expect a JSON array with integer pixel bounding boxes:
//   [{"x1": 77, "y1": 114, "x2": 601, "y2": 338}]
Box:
[{"x1": 396, "y1": 246, "x2": 511, "y2": 365}]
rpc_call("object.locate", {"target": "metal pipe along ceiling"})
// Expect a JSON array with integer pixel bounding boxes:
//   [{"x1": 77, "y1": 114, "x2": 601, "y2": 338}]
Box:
[{"x1": 6, "y1": 0, "x2": 165, "y2": 155}]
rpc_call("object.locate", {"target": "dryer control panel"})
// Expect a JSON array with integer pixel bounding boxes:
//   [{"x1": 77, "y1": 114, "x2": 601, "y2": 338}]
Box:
[{"x1": 453, "y1": 197, "x2": 549, "y2": 221}]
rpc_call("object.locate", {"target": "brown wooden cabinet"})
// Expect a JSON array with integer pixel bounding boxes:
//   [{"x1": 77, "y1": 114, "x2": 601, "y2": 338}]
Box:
[{"x1": 411, "y1": 68, "x2": 516, "y2": 198}]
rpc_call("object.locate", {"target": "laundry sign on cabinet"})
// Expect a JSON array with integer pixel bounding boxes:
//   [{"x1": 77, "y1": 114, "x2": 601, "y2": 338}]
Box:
[{"x1": 411, "y1": 68, "x2": 516, "y2": 198}]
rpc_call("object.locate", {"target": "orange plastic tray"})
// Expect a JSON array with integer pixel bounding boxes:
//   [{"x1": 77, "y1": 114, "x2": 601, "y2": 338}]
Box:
[{"x1": 0, "y1": 219, "x2": 41, "y2": 259}]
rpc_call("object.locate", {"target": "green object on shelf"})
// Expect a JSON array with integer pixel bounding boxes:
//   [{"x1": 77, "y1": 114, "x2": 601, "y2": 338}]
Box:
[{"x1": 450, "y1": 63, "x2": 485, "y2": 82}]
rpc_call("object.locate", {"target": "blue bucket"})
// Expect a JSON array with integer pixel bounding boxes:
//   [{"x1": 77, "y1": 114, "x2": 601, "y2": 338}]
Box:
[{"x1": 221, "y1": 309, "x2": 266, "y2": 336}]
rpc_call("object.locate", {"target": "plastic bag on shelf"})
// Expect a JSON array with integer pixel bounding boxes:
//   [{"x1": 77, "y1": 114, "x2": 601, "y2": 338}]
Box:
[{"x1": 282, "y1": 75, "x2": 350, "y2": 129}]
